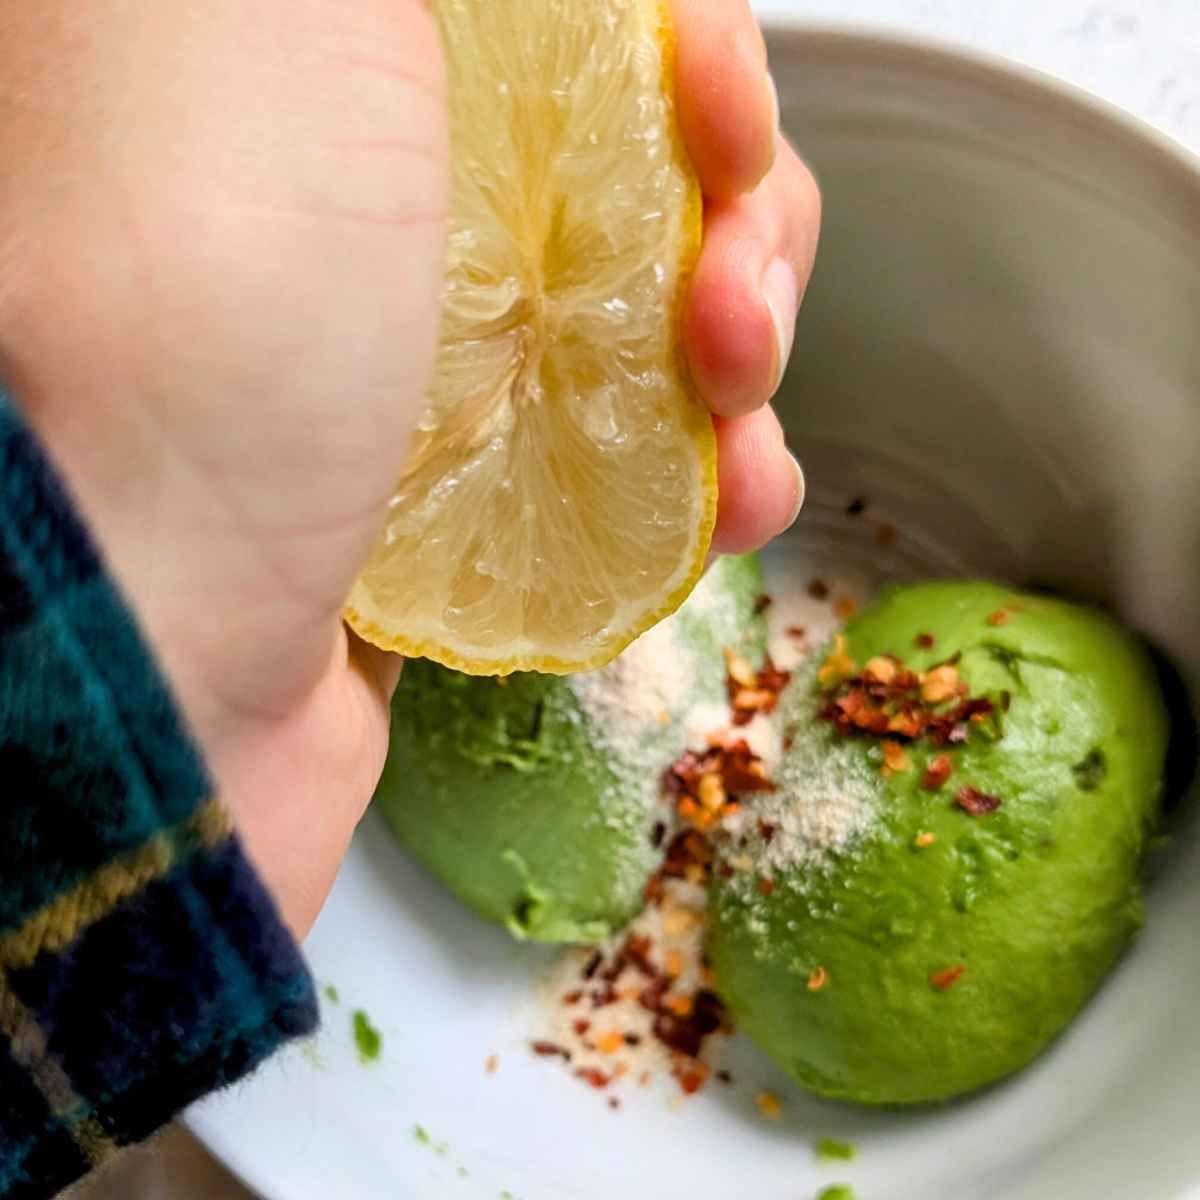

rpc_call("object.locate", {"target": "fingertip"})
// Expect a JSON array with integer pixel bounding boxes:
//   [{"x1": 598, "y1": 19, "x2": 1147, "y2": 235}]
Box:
[
  {"x1": 672, "y1": 0, "x2": 776, "y2": 200},
  {"x1": 711, "y1": 409, "x2": 805, "y2": 554}
]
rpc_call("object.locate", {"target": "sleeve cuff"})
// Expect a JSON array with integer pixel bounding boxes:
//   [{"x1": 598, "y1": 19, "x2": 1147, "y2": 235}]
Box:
[{"x1": 0, "y1": 388, "x2": 317, "y2": 1199}]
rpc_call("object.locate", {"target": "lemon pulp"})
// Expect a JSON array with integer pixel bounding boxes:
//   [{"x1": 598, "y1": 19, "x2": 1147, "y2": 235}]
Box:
[{"x1": 347, "y1": 0, "x2": 714, "y2": 675}]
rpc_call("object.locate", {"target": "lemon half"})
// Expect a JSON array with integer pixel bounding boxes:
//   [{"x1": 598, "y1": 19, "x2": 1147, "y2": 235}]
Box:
[{"x1": 346, "y1": 0, "x2": 715, "y2": 675}]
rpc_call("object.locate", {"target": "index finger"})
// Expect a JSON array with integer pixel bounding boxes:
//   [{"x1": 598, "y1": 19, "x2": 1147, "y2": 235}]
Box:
[{"x1": 670, "y1": 0, "x2": 777, "y2": 200}]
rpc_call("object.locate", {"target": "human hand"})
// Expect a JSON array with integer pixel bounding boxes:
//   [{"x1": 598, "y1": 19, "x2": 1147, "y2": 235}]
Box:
[
  {"x1": 0, "y1": 0, "x2": 449, "y2": 936},
  {"x1": 0, "y1": 0, "x2": 818, "y2": 937},
  {"x1": 673, "y1": 0, "x2": 821, "y2": 554}
]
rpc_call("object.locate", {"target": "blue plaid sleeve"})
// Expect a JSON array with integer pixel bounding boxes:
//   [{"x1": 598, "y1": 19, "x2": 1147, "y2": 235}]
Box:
[{"x1": 0, "y1": 388, "x2": 317, "y2": 1198}]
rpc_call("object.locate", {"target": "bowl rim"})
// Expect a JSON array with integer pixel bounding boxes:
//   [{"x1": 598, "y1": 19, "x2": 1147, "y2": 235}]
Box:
[{"x1": 758, "y1": 18, "x2": 1200, "y2": 204}]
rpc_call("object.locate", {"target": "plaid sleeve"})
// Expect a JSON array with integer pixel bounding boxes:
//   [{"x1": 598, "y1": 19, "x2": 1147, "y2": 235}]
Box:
[{"x1": 0, "y1": 388, "x2": 317, "y2": 1199}]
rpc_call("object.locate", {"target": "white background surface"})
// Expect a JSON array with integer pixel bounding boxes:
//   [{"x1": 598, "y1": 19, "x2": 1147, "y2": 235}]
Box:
[
  {"x1": 82, "y1": 3, "x2": 1200, "y2": 1198},
  {"x1": 758, "y1": 0, "x2": 1200, "y2": 154}
]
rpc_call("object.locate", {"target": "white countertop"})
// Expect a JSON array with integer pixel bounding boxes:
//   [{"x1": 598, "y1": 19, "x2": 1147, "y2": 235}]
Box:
[
  {"x1": 76, "y1": 4, "x2": 1200, "y2": 1198},
  {"x1": 756, "y1": 0, "x2": 1200, "y2": 154}
]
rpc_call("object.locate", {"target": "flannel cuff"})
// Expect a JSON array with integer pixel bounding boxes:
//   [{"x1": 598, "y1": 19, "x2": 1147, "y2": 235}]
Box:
[{"x1": 0, "y1": 389, "x2": 317, "y2": 1198}]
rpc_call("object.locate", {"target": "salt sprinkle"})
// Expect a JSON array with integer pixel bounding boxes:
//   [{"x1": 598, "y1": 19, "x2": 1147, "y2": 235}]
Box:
[
  {"x1": 728, "y1": 655, "x2": 878, "y2": 886},
  {"x1": 568, "y1": 562, "x2": 751, "y2": 815},
  {"x1": 532, "y1": 876, "x2": 723, "y2": 1086}
]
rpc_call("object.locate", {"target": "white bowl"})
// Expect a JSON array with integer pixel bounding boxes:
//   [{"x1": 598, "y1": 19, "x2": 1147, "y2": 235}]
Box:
[{"x1": 190, "y1": 24, "x2": 1200, "y2": 1200}]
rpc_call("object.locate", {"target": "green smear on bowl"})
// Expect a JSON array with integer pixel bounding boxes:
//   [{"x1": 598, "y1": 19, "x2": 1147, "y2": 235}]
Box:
[
  {"x1": 353, "y1": 1010, "x2": 382, "y2": 1064},
  {"x1": 816, "y1": 1137, "x2": 857, "y2": 1162}
]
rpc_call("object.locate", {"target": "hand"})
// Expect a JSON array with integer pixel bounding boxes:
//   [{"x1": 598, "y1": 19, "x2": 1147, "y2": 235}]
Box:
[
  {"x1": 0, "y1": 0, "x2": 819, "y2": 937},
  {"x1": 674, "y1": 0, "x2": 820, "y2": 554}
]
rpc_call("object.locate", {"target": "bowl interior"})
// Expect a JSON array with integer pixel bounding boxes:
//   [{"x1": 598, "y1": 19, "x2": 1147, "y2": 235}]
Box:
[
  {"x1": 188, "y1": 27, "x2": 1200, "y2": 1200},
  {"x1": 770, "y1": 26, "x2": 1200, "y2": 1199}
]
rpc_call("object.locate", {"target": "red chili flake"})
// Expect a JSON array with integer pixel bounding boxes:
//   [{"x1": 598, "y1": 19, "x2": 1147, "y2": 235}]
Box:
[
  {"x1": 663, "y1": 749, "x2": 703, "y2": 798},
  {"x1": 757, "y1": 877, "x2": 775, "y2": 896},
  {"x1": 576, "y1": 1067, "x2": 610, "y2": 1089},
  {"x1": 727, "y1": 655, "x2": 791, "y2": 724},
  {"x1": 719, "y1": 743, "x2": 777, "y2": 795},
  {"x1": 653, "y1": 990, "x2": 728, "y2": 1059},
  {"x1": 786, "y1": 625, "x2": 807, "y2": 640},
  {"x1": 955, "y1": 786, "x2": 1002, "y2": 816},
  {"x1": 582, "y1": 951, "x2": 603, "y2": 981},
  {"x1": 753, "y1": 593, "x2": 773, "y2": 616},
  {"x1": 930, "y1": 965, "x2": 966, "y2": 991},
  {"x1": 673, "y1": 1061, "x2": 712, "y2": 1095},
  {"x1": 757, "y1": 656, "x2": 792, "y2": 695},
  {"x1": 952, "y1": 697, "x2": 996, "y2": 723},
  {"x1": 532, "y1": 1041, "x2": 572, "y2": 1061},
  {"x1": 921, "y1": 664, "x2": 964, "y2": 704},
  {"x1": 986, "y1": 609, "x2": 1010, "y2": 626},
  {"x1": 485, "y1": 1054, "x2": 499, "y2": 1074},
  {"x1": 590, "y1": 984, "x2": 619, "y2": 1009},
  {"x1": 808, "y1": 578, "x2": 831, "y2": 601},
  {"x1": 667, "y1": 743, "x2": 776, "y2": 818},
  {"x1": 573, "y1": 1019, "x2": 591, "y2": 1036},
  {"x1": 660, "y1": 830, "x2": 715, "y2": 884},
  {"x1": 881, "y1": 740, "x2": 911, "y2": 775},
  {"x1": 758, "y1": 820, "x2": 778, "y2": 844},
  {"x1": 922, "y1": 754, "x2": 953, "y2": 791},
  {"x1": 624, "y1": 934, "x2": 655, "y2": 977},
  {"x1": 599, "y1": 933, "x2": 654, "y2": 984},
  {"x1": 889, "y1": 713, "x2": 925, "y2": 740},
  {"x1": 833, "y1": 596, "x2": 858, "y2": 621},
  {"x1": 638, "y1": 977, "x2": 671, "y2": 1015},
  {"x1": 563, "y1": 990, "x2": 584, "y2": 1006},
  {"x1": 916, "y1": 632, "x2": 935, "y2": 649},
  {"x1": 875, "y1": 522, "x2": 899, "y2": 547}
]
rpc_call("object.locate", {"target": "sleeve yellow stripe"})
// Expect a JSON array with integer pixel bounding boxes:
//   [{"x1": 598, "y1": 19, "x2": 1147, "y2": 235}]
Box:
[{"x1": 0, "y1": 799, "x2": 233, "y2": 972}]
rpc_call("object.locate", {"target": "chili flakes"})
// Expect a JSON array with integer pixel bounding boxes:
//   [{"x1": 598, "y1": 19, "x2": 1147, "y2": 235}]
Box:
[
  {"x1": 930, "y1": 965, "x2": 966, "y2": 991},
  {"x1": 922, "y1": 754, "x2": 953, "y2": 791},
  {"x1": 955, "y1": 786, "x2": 1002, "y2": 816}
]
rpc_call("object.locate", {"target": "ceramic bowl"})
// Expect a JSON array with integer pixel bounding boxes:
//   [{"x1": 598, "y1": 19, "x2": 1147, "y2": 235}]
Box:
[{"x1": 190, "y1": 24, "x2": 1200, "y2": 1200}]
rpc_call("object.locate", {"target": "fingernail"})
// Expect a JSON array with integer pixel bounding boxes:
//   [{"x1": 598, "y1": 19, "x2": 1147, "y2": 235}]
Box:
[
  {"x1": 767, "y1": 72, "x2": 781, "y2": 143},
  {"x1": 762, "y1": 256, "x2": 799, "y2": 396},
  {"x1": 787, "y1": 451, "x2": 806, "y2": 528}
]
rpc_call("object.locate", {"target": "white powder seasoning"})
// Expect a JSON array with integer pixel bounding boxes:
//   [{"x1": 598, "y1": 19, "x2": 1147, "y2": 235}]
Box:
[
  {"x1": 531, "y1": 876, "x2": 714, "y2": 1086},
  {"x1": 567, "y1": 563, "x2": 749, "y2": 813},
  {"x1": 724, "y1": 655, "x2": 880, "y2": 894},
  {"x1": 566, "y1": 605, "x2": 692, "y2": 850},
  {"x1": 569, "y1": 617, "x2": 690, "y2": 736}
]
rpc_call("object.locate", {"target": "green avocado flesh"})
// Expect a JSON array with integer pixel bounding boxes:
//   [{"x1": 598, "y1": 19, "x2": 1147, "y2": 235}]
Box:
[
  {"x1": 376, "y1": 554, "x2": 766, "y2": 944},
  {"x1": 708, "y1": 580, "x2": 1168, "y2": 1105}
]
